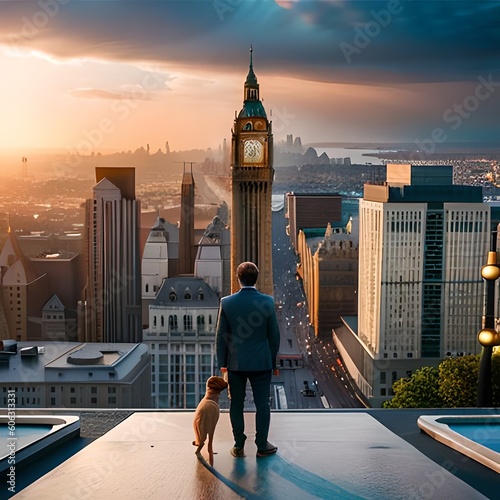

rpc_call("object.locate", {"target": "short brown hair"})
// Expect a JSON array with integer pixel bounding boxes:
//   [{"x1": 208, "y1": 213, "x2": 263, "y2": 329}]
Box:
[{"x1": 237, "y1": 261, "x2": 259, "y2": 286}]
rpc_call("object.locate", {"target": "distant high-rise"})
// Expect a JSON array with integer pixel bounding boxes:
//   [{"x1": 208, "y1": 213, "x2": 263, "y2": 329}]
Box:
[
  {"x1": 178, "y1": 165, "x2": 195, "y2": 275},
  {"x1": 81, "y1": 167, "x2": 142, "y2": 343},
  {"x1": 230, "y1": 48, "x2": 274, "y2": 295}
]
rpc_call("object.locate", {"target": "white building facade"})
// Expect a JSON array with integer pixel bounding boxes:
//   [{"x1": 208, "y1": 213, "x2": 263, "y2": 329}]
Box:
[
  {"x1": 142, "y1": 218, "x2": 169, "y2": 301},
  {"x1": 194, "y1": 215, "x2": 230, "y2": 297},
  {"x1": 143, "y1": 277, "x2": 220, "y2": 408}
]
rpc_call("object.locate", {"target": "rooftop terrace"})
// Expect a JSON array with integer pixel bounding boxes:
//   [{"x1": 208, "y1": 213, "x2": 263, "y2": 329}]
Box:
[{"x1": 2, "y1": 408, "x2": 498, "y2": 499}]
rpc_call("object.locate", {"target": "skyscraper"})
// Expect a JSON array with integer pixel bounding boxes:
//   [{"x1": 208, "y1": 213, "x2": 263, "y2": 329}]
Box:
[
  {"x1": 178, "y1": 165, "x2": 195, "y2": 275},
  {"x1": 335, "y1": 164, "x2": 489, "y2": 406},
  {"x1": 81, "y1": 167, "x2": 142, "y2": 343},
  {"x1": 230, "y1": 48, "x2": 274, "y2": 295}
]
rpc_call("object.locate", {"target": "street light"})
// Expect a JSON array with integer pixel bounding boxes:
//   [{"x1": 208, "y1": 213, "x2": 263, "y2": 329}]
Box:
[{"x1": 477, "y1": 237, "x2": 500, "y2": 407}]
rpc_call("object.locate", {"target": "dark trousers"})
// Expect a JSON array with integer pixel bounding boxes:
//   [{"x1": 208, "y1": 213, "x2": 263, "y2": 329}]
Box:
[{"x1": 228, "y1": 370, "x2": 272, "y2": 450}]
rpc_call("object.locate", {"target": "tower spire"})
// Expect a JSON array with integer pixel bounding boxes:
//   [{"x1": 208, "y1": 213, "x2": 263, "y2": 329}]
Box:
[{"x1": 245, "y1": 45, "x2": 258, "y2": 87}]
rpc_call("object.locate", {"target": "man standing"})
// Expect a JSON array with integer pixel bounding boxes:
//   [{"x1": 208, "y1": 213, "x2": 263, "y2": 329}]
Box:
[{"x1": 216, "y1": 262, "x2": 281, "y2": 458}]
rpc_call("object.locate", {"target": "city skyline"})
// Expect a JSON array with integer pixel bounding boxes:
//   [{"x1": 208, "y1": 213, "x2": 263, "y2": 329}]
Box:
[{"x1": 1, "y1": 1, "x2": 500, "y2": 156}]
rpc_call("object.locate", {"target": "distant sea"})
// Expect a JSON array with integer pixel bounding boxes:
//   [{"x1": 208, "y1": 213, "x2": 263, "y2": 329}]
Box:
[{"x1": 313, "y1": 147, "x2": 385, "y2": 165}]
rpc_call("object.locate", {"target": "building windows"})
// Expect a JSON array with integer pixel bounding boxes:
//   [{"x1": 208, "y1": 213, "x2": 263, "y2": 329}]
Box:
[
  {"x1": 91, "y1": 397, "x2": 97, "y2": 404},
  {"x1": 169, "y1": 315, "x2": 178, "y2": 330},
  {"x1": 184, "y1": 315, "x2": 193, "y2": 331},
  {"x1": 51, "y1": 397, "x2": 56, "y2": 405},
  {"x1": 161, "y1": 315, "x2": 165, "y2": 327},
  {"x1": 197, "y1": 315, "x2": 205, "y2": 332},
  {"x1": 91, "y1": 387, "x2": 97, "y2": 394},
  {"x1": 70, "y1": 397, "x2": 76, "y2": 404},
  {"x1": 380, "y1": 372, "x2": 386, "y2": 384},
  {"x1": 108, "y1": 397, "x2": 116, "y2": 405}
]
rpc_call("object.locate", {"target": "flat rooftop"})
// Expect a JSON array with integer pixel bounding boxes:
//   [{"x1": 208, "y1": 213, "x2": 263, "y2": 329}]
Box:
[{"x1": 6, "y1": 408, "x2": 499, "y2": 499}]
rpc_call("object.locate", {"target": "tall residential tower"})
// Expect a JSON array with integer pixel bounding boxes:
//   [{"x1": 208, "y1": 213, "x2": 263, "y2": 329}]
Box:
[{"x1": 81, "y1": 167, "x2": 142, "y2": 343}]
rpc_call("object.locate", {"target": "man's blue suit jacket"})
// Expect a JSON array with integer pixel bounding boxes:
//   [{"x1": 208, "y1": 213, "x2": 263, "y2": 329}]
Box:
[{"x1": 216, "y1": 287, "x2": 281, "y2": 372}]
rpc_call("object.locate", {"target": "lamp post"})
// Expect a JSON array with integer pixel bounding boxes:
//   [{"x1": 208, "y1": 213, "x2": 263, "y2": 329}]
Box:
[{"x1": 477, "y1": 233, "x2": 500, "y2": 407}]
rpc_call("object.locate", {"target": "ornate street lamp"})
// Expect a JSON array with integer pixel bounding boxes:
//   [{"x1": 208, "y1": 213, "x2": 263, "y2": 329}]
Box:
[{"x1": 477, "y1": 240, "x2": 500, "y2": 407}]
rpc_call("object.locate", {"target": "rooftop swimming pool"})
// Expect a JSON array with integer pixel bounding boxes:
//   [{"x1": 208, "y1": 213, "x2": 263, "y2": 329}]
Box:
[
  {"x1": 418, "y1": 414, "x2": 500, "y2": 473},
  {"x1": 0, "y1": 415, "x2": 80, "y2": 474}
]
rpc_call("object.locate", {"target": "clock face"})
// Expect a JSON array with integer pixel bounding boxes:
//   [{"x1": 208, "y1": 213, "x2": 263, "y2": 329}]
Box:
[{"x1": 244, "y1": 139, "x2": 264, "y2": 164}]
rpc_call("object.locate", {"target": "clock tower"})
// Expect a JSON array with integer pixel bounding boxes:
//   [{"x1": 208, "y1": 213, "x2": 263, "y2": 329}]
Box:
[{"x1": 230, "y1": 48, "x2": 274, "y2": 295}]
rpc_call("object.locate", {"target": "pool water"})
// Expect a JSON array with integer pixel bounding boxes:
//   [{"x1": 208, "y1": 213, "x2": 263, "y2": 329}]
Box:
[
  {"x1": 448, "y1": 423, "x2": 500, "y2": 453},
  {"x1": 0, "y1": 424, "x2": 53, "y2": 452},
  {"x1": 0, "y1": 415, "x2": 80, "y2": 475}
]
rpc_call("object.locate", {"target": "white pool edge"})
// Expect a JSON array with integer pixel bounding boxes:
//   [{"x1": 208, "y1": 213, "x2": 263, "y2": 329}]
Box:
[{"x1": 418, "y1": 415, "x2": 500, "y2": 474}]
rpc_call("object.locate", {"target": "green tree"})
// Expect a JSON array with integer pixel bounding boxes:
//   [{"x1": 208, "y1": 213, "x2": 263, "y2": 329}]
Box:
[
  {"x1": 384, "y1": 351, "x2": 500, "y2": 408},
  {"x1": 383, "y1": 366, "x2": 441, "y2": 408},
  {"x1": 439, "y1": 355, "x2": 480, "y2": 407}
]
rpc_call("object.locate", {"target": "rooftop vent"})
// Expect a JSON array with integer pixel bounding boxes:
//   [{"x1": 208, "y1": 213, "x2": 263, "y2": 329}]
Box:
[
  {"x1": 20, "y1": 346, "x2": 37, "y2": 356},
  {"x1": 0, "y1": 340, "x2": 17, "y2": 354}
]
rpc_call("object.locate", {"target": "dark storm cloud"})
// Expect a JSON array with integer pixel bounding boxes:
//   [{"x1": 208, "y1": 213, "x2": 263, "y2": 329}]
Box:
[{"x1": 1, "y1": 0, "x2": 499, "y2": 84}]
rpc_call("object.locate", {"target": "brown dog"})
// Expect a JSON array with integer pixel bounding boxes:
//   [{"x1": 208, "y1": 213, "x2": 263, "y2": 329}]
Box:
[{"x1": 192, "y1": 375, "x2": 228, "y2": 464}]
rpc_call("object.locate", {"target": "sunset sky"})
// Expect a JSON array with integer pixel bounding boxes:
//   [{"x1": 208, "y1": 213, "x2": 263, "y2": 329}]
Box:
[{"x1": 0, "y1": 0, "x2": 499, "y2": 154}]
